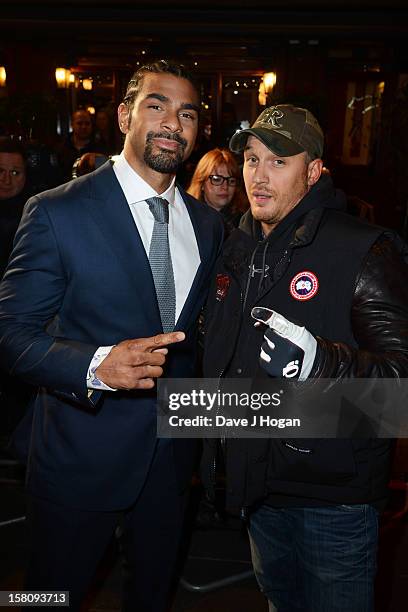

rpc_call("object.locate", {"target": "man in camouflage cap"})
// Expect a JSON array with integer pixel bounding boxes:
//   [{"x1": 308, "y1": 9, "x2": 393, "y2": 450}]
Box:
[{"x1": 203, "y1": 103, "x2": 408, "y2": 611}]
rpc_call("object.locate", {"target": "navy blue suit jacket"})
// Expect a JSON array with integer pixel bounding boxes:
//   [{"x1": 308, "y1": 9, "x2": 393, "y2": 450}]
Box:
[{"x1": 0, "y1": 162, "x2": 223, "y2": 510}]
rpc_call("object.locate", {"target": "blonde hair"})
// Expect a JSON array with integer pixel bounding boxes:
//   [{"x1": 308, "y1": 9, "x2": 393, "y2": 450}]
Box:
[{"x1": 187, "y1": 148, "x2": 247, "y2": 214}]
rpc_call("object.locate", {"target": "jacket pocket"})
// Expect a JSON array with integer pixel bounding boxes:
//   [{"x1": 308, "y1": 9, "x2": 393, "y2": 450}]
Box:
[{"x1": 267, "y1": 438, "x2": 357, "y2": 485}]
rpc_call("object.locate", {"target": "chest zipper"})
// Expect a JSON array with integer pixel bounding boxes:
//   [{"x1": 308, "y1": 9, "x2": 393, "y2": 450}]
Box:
[
  {"x1": 213, "y1": 244, "x2": 288, "y2": 521},
  {"x1": 211, "y1": 269, "x2": 245, "y2": 498}
]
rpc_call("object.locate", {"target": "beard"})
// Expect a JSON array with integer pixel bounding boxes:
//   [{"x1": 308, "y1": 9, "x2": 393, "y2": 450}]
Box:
[
  {"x1": 143, "y1": 131, "x2": 187, "y2": 174},
  {"x1": 251, "y1": 173, "x2": 310, "y2": 228}
]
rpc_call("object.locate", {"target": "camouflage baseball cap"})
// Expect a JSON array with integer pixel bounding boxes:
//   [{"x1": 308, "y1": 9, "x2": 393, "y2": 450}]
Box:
[{"x1": 229, "y1": 104, "x2": 324, "y2": 159}]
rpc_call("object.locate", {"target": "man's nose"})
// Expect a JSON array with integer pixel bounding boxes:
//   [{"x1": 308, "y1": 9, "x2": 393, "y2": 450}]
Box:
[
  {"x1": 161, "y1": 110, "x2": 182, "y2": 133},
  {"x1": 253, "y1": 167, "x2": 268, "y2": 184}
]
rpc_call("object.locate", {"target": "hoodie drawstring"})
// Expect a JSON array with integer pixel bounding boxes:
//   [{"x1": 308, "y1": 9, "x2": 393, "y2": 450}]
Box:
[
  {"x1": 257, "y1": 240, "x2": 270, "y2": 294},
  {"x1": 242, "y1": 241, "x2": 262, "y2": 312}
]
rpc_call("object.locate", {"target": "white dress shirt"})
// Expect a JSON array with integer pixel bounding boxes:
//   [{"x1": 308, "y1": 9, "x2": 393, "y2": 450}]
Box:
[{"x1": 87, "y1": 152, "x2": 201, "y2": 390}]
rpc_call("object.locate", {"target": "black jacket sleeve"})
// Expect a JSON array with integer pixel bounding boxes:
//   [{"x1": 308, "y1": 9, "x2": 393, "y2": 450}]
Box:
[{"x1": 312, "y1": 235, "x2": 408, "y2": 378}]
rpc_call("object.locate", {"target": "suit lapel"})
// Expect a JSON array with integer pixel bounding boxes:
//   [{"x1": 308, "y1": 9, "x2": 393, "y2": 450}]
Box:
[
  {"x1": 82, "y1": 162, "x2": 161, "y2": 329},
  {"x1": 82, "y1": 166, "x2": 217, "y2": 333},
  {"x1": 176, "y1": 187, "x2": 215, "y2": 331}
]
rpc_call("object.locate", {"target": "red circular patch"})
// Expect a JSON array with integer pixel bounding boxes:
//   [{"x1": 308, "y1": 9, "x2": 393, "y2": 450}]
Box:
[{"x1": 290, "y1": 271, "x2": 319, "y2": 301}]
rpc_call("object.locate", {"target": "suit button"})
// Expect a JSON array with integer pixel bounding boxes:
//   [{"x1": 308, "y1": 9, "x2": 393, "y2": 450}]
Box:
[{"x1": 236, "y1": 368, "x2": 243, "y2": 375}]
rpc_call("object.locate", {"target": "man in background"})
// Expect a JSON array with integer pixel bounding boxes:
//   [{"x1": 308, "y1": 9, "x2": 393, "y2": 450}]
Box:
[
  {"x1": 56, "y1": 108, "x2": 99, "y2": 181},
  {"x1": 0, "y1": 138, "x2": 28, "y2": 277},
  {"x1": 0, "y1": 138, "x2": 33, "y2": 448}
]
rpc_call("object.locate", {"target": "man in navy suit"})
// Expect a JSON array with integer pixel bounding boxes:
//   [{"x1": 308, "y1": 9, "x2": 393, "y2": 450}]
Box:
[{"x1": 0, "y1": 60, "x2": 223, "y2": 611}]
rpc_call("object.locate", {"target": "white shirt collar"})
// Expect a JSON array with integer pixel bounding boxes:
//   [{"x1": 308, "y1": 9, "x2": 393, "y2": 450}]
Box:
[{"x1": 113, "y1": 151, "x2": 176, "y2": 206}]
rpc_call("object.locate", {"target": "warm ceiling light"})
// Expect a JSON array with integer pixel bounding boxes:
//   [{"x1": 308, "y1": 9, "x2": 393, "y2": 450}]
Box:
[
  {"x1": 82, "y1": 78, "x2": 93, "y2": 91},
  {"x1": 258, "y1": 81, "x2": 267, "y2": 106},
  {"x1": 263, "y1": 72, "x2": 277, "y2": 94},
  {"x1": 0, "y1": 66, "x2": 6, "y2": 87},
  {"x1": 55, "y1": 67, "x2": 70, "y2": 88}
]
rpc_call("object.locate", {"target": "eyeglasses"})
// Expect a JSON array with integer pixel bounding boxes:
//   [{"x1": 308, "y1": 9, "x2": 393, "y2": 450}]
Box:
[{"x1": 208, "y1": 174, "x2": 237, "y2": 187}]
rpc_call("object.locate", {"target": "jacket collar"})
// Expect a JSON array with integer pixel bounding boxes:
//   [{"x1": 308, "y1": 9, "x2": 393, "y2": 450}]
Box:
[
  {"x1": 220, "y1": 173, "x2": 345, "y2": 282},
  {"x1": 83, "y1": 162, "x2": 215, "y2": 332},
  {"x1": 238, "y1": 172, "x2": 346, "y2": 246}
]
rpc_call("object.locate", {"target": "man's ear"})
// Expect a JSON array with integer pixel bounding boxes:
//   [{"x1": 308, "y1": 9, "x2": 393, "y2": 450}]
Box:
[
  {"x1": 307, "y1": 158, "x2": 323, "y2": 186},
  {"x1": 117, "y1": 103, "x2": 130, "y2": 134}
]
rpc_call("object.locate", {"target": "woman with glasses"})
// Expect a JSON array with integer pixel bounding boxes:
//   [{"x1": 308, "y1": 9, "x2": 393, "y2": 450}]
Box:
[{"x1": 187, "y1": 148, "x2": 248, "y2": 236}]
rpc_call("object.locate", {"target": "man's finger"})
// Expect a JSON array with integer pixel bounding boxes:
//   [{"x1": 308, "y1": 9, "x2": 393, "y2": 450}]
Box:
[
  {"x1": 129, "y1": 332, "x2": 185, "y2": 352},
  {"x1": 132, "y1": 378, "x2": 155, "y2": 390},
  {"x1": 132, "y1": 365, "x2": 164, "y2": 380}
]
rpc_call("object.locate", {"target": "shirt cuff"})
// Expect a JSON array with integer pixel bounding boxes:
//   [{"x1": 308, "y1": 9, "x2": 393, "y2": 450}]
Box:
[{"x1": 87, "y1": 346, "x2": 117, "y2": 391}]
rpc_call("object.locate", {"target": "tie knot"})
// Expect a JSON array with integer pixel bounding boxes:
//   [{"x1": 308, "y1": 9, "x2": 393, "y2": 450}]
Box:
[{"x1": 147, "y1": 197, "x2": 169, "y2": 224}]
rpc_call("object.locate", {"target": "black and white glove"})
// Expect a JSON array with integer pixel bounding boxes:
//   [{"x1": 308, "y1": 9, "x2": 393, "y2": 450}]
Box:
[{"x1": 251, "y1": 306, "x2": 317, "y2": 380}]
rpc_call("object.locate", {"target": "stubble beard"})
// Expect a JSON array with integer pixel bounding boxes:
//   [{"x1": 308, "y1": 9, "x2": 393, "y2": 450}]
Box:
[
  {"x1": 252, "y1": 173, "x2": 310, "y2": 228},
  {"x1": 143, "y1": 131, "x2": 187, "y2": 174}
]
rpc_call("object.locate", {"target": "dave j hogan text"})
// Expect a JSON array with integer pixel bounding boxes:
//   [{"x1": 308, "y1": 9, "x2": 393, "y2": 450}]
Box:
[{"x1": 168, "y1": 414, "x2": 300, "y2": 429}]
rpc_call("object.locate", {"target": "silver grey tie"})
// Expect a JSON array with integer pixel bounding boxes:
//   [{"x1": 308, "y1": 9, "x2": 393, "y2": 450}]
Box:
[{"x1": 147, "y1": 197, "x2": 176, "y2": 332}]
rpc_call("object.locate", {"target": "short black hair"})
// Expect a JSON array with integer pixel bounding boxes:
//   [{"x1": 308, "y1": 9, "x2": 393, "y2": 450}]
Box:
[
  {"x1": 123, "y1": 59, "x2": 198, "y2": 114},
  {"x1": 0, "y1": 137, "x2": 27, "y2": 162}
]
